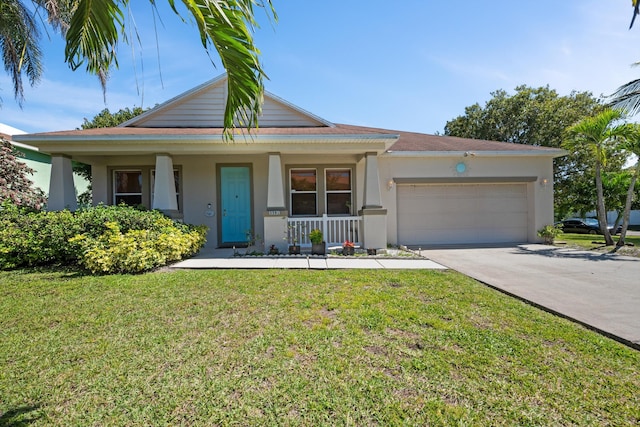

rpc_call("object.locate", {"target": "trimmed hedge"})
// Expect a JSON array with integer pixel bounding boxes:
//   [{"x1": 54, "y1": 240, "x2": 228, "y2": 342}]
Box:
[{"x1": 0, "y1": 202, "x2": 207, "y2": 274}]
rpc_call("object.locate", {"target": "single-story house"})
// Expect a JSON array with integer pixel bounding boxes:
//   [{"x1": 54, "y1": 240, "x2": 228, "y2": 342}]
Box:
[{"x1": 14, "y1": 75, "x2": 565, "y2": 250}]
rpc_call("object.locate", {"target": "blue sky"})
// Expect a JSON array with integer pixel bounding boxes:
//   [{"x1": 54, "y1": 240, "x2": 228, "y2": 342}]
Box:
[{"x1": 2, "y1": 0, "x2": 640, "y2": 134}]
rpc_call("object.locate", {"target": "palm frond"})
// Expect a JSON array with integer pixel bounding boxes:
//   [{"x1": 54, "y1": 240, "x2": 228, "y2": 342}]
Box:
[
  {"x1": 562, "y1": 109, "x2": 628, "y2": 163},
  {"x1": 608, "y1": 78, "x2": 640, "y2": 115},
  {"x1": 0, "y1": 0, "x2": 43, "y2": 106},
  {"x1": 64, "y1": 0, "x2": 126, "y2": 94},
  {"x1": 32, "y1": 0, "x2": 75, "y2": 34},
  {"x1": 177, "y1": 0, "x2": 276, "y2": 139}
]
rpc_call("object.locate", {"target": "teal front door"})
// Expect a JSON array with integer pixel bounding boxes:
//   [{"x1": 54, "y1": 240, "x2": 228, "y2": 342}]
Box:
[{"x1": 219, "y1": 166, "x2": 252, "y2": 246}]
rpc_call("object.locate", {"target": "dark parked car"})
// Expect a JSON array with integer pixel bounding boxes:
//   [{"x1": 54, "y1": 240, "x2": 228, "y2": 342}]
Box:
[{"x1": 557, "y1": 218, "x2": 619, "y2": 235}]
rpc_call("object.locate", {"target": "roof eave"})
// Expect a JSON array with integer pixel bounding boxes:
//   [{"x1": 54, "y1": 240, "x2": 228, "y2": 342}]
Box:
[
  {"x1": 383, "y1": 149, "x2": 568, "y2": 158},
  {"x1": 13, "y1": 134, "x2": 398, "y2": 156}
]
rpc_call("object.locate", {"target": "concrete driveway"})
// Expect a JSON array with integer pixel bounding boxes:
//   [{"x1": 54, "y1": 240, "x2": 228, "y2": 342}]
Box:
[{"x1": 421, "y1": 244, "x2": 640, "y2": 349}]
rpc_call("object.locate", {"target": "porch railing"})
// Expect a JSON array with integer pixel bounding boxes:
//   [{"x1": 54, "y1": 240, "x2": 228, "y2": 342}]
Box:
[{"x1": 286, "y1": 214, "x2": 362, "y2": 247}]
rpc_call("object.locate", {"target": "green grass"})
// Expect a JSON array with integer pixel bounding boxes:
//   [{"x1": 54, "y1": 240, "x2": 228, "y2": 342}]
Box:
[
  {"x1": 556, "y1": 232, "x2": 640, "y2": 257},
  {"x1": 1, "y1": 269, "x2": 639, "y2": 426}
]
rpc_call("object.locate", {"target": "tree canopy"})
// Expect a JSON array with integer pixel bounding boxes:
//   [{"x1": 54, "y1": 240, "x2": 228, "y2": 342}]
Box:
[
  {"x1": 80, "y1": 107, "x2": 148, "y2": 130},
  {"x1": 0, "y1": 138, "x2": 46, "y2": 209},
  {"x1": 0, "y1": 1, "x2": 276, "y2": 138},
  {"x1": 562, "y1": 109, "x2": 632, "y2": 245},
  {"x1": 443, "y1": 85, "x2": 623, "y2": 219}
]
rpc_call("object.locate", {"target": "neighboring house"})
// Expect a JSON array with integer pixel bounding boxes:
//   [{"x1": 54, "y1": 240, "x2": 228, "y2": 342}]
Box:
[
  {"x1": 14, "y1": 75, "x2": 564, "y2": 250},
  {"x1": 1, "y1": 123, "x2": 89, "y2": 199}
]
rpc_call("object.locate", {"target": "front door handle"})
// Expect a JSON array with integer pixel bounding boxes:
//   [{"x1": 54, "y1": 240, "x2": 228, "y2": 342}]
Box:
[{"x1": 223, "y1": 209, "x2": 227, "y2": 217}]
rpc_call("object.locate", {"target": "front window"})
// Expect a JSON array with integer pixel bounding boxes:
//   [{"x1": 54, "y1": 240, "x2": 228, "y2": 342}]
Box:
[
  {"x1": 111, "y1": 166, "x2": 182, "y2": 211},
  {"x1": 113, "y1": 170, "x2": 142, "y2": 206},
  {"x1": 290, "y1": 169, "x2": 317, "y2": 216},
  {"x1": 326, "y1": 169, "x2": 352, "y2": 215}
]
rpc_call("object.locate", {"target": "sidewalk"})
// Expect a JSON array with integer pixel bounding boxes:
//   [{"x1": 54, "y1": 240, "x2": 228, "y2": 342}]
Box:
[{"x1": 171, "y1": 248, "x2": 446, "y2": 270}]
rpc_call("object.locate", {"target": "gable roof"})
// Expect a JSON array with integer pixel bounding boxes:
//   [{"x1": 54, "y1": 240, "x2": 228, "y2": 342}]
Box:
[
  {"x1": 121, "y1": 74, "x2": 333, "y2": 129},
  {"x1": 12, "y1": 76, "x2": 565, "y2": 158}
]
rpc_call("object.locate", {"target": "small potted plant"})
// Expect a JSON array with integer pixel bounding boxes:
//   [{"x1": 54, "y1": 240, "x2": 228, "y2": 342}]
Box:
[
  {"x1": 343, "y1": 240, "x2": 355, "y2": 256},
  {"x1": 309, "y1": 228, "x2": 326, "y2": 255},
  {"x1": 286, "y1": 224, "x2": 304, "y2": 255},
  {"x1": 537, "y1": 224, "x2": 563, "y2": 245}
]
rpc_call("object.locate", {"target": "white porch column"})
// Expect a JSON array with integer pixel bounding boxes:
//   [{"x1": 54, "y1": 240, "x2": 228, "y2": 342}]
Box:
[
  {"x1": 264, "y1": 152, "x2": 289, "y2": 253},
  {"x1": 359, "y1": 152, "x2": 387, "y2": 249},
  {"x1": 267, "y1": 153, "x2": 286, "y2": 210},
  {"x1": 362, "y1": 152, "x2": 382, "y2": 209},
  {"x1": 152, "y1": 154, "x2": 178, "y2": 212},
  {"x1": 48, "y1": 155, "x2": 77, "y2": 211}
]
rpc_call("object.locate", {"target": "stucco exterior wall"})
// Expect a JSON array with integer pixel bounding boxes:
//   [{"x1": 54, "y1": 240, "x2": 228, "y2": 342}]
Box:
[
  {"x1": 379, "y1": 155, "x2": 555, "y2": 245},
  {"x1": 86, "y1": 151, "x2": 556, "y2": 248},
  {"x1": 87, "y1": 153, "x2": 364, "y2": 248},
  {"x1": 14, "y1": 147, "x2": 90, "y2": 198}
]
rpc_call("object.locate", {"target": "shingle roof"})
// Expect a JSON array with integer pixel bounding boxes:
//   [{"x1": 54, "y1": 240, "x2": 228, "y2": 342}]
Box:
[
  {"x1": 15, "y1": 123, "x2": 563, "y2": 155},
  {"x1": 336, "y1": 124, "x2": 562, "y2": 153}
]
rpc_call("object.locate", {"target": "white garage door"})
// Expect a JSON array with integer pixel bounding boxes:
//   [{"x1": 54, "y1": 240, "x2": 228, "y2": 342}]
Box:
[{"x1": 397, "y1": 183, "x2": 528, "y2": 245}]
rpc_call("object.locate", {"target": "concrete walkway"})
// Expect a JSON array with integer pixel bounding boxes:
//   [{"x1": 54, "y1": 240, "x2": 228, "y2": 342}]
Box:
[
  {"x1": 171, "y1": 248, "x2": 446, "y2": 270},
  {"x1": 421, "y1": 244, "x2": 640, "y2": 350}
]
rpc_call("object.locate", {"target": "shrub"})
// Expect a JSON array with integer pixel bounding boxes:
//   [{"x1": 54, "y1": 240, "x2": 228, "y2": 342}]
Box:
[
  {"x1": 0, "y1": 202, "x2": 82, "y2": 268},
  {"x1": 0, "y1": 202, "x2": 207, "y2": 273},
  {"x1": 537, "y1": 224, "x2": 563, "y2": 244},
  {"x1": 309, "y1": 229, "x2": 323, "y2": 244},
  {"x1": 0, "y1": 140, "x2": 47, "y2": 210}
]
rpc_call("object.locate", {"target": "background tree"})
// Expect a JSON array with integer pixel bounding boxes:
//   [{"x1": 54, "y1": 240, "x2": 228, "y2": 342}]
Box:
[
  {"x1": 443, "y1": 85, "x2": 623, "y2": 219},
  {"x1": 0, "y1": 138, "x2": 46, "y2": 209},
  {"x1": 79, "y1": 106, "x2": 148, "y2": 130},
  {"x1": 562, "y1": 109, "x2": 631, "y2": 246},
  {"x1": 602, "y1": 170, "x2": 634, "y2": 227},
  {"x1": 616, "y1": 124, "x2": 640, "y2": 246},
  {"x1": 1, "y1": 1, "x2": 276, "y2": 137}
]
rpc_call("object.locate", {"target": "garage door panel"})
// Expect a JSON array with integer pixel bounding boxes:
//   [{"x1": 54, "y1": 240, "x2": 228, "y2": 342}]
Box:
[
  {"x1": 397, "y1": 183, "x2": 528, "y2": 245},
  {"x1": 477, "y1": 197, "x2": 527, "y2": 213}
]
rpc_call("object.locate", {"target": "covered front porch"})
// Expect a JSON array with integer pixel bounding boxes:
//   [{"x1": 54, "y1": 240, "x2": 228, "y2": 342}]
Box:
[
  {"x1": 262, "y1": 152, "x2": 389, "y2": 252},
  {"x1": 286, "y1": 214, "x2": 362, "y2": 248}
]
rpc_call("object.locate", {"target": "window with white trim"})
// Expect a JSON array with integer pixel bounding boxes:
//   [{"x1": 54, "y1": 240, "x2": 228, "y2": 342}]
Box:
[
  {"x1": 111, "y1": 166, "x2": 182, "y2": 211},
  {"x1": 326, "y1": 168, "x2": 352, "y2": 215},
  {"x1": 290, "y1": 169, "x2": 317, "y2": 216},
  {"x1": 113, "y1": 170, "x2": 142, "y2": 206}
]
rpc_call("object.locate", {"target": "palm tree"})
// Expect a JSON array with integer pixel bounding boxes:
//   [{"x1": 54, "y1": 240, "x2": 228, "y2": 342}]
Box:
[
  {"x1": 0, "y1": 0, "x2": 42, "y2": 107},
  {"x1": 609, "y1": 0, "x2": 640, "y2": 112},
  {"x1": 1, "y1": 0, "x2": 276, "y2": 138},
  {"x1": 616, "y1": 124, "x2": 640, "y2": 247},
  {"x1": 562, "y1": 109, "x2": 631, "y2": 246}
]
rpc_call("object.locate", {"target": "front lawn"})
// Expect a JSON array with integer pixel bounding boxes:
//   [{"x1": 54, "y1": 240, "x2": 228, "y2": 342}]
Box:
[
  {"x1": 1, "y1": 269, "x2": 638, "y2": 425},
  {"x1": 556, "y1": 233, "x2": 640, "y2": 257}
]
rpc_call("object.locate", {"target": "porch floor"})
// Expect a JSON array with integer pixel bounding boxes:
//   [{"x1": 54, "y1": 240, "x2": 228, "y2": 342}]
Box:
[{"x1": 170, "y1": 248, "x2": 446, "y2": 270}]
